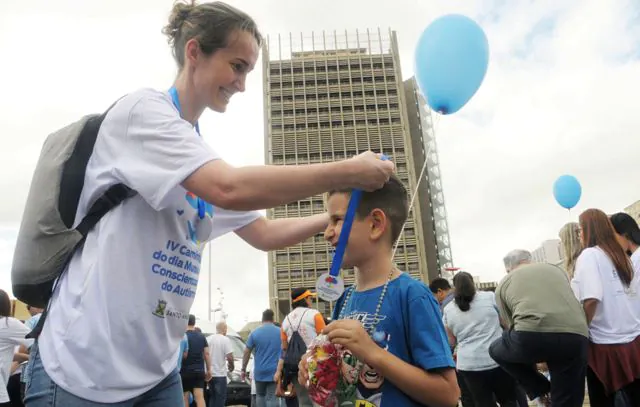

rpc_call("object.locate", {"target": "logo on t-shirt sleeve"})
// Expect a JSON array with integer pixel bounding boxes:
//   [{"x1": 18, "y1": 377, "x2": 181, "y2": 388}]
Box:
[{"x1": 178, "y1": 192, "x2": 214, "y2": 244}]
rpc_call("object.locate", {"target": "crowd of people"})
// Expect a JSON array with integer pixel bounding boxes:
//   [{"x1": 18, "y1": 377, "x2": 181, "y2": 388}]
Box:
[
  {"x1": 429, "y1": 208, "x2": 640, "y2": 407},
  {"x1": 5, "y1": 204, "x2": 638, "y2": 407},
  {"x1": 1, "y1": 0, "x2": 639, "y2": 406}
]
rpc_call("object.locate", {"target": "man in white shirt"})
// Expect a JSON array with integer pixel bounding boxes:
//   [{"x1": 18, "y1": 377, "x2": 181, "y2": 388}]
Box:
[{"x1": 207, "y1": 322, "x2": 234, "y2": 407}]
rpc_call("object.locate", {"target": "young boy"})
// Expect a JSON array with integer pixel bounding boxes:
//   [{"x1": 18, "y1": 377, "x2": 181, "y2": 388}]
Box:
[{"x1": 299, "y1": 176, "x2": 459, "y2": 406}]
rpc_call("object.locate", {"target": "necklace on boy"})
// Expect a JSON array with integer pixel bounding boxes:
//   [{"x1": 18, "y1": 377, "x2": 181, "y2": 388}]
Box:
[{"x1": 335, "y1": 267, "x2": 396, "y2": 404}]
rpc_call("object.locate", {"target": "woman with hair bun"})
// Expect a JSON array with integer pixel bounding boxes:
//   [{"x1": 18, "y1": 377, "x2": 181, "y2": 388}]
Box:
[
  {"x1": 25, "y1": 1, "x2": 394, "y2": 406},
  {"x1": 442, "y1": 272, "x2": 519, "y2": 407}
]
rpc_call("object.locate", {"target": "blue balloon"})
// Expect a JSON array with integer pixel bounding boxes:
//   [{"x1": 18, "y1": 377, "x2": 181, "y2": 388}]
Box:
[
  {"x1": 553, "y1": 175, "x2": 582, "y2": 210},
  {"x1": 415, "y1": 14, "x2": 489, "y2": 115}
]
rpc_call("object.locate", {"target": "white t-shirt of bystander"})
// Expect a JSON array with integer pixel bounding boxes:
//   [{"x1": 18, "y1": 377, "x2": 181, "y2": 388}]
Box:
[
  {"x1": 572, "y1": 246, "x2": 640, "y2": 344},
  {"x1": 207, "y1": 334, "x2": 233, "y2": 378},
  {"x1": 281, "y1": 307, "x2": 324, "y2": 347},
  {"x1": 0, "y1": 318, "x2": 33, "y2": 403},
  {"x1": 38, "y1": 88, "x2": 260, "y2": 403},
  {"x1": 443, "y1": 291, "x2": 502, "y2": 371},
  {"x1": 631, "y1": 248, "x2": 640, "y2": 273}
]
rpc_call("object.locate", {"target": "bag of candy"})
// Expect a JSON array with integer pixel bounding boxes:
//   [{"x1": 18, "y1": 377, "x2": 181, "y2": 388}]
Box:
[{"x1": 307, "y1": 334, "x2": 342, "y2": 407}]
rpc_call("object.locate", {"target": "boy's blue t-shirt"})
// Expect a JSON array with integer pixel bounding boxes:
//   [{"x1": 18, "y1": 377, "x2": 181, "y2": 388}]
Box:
[
  {"x1": 246, "y1": 323, "x2": 282, "y2": 382},
  {"x1": 332, "y1": 272, "x2": 455, "y2": 407}
]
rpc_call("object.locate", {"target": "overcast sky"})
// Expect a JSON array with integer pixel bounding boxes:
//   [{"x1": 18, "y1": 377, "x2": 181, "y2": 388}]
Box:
[{"x1": 1, "y1": 0, "x2": 639, "y2": 330}]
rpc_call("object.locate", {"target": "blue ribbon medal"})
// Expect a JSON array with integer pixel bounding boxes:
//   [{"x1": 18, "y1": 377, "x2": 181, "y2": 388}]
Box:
[{"x1": 316, "y1": 154, "x2": 390, "y2": 301}]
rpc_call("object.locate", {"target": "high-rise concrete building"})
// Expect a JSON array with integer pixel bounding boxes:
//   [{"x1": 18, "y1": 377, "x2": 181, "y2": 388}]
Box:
[
  {"x1": 403, "y1": 77, "x2": 454, "y2": 280},
  {"x1": 263, "y1": 30, "x2": 449, "y2": 319}
]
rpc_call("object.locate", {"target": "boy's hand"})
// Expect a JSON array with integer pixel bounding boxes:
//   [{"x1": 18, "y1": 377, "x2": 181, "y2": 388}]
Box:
[
  {"x1": 297, "y1": 350, "x2": 312, "y2": 387},
  {"x1": 324, "y1": 320, "x2": 379, "y2": 364}
]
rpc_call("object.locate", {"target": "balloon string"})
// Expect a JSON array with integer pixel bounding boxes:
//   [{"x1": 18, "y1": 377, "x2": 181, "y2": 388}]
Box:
[{"x1": 392, "y1": 111, "x2": 441, "y2": 259}]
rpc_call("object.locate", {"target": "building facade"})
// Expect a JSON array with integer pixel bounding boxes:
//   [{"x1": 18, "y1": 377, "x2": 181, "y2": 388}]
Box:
[
  {"x1": 625, "y1": 200, "x2": 640, "y2": 223},
  {"x1": 403, "y1": 77, "x2": 454, "y2": 280},
  {"x1": 263, "y1": 30, "x2": 445, "y2": 319},
  {"x1": 531, "y1": 239, "x2": 563, "y2": 266}
]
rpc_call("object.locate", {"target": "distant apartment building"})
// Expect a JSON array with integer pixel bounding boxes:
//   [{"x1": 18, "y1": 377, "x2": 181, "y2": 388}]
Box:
[
  {"x1": 263, "y1": 30, "x2": 451, "y2": 319},
  {"x1": 532, "y1": 239, "x2": 563, "y2": 266},
  {"x1": 625, "y1": 200, "x2": 640, "y2": 223},
  {"x1": 11, "y1": 299, "x2": 30, "y2": 321}
]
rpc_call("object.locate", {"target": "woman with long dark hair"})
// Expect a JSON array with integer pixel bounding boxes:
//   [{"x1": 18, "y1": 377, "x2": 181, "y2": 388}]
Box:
[
  {"x1": 611, "y1": 212, "x2": 640, "y2": 264},
  {"x1": 443, "y1": 272, "x2": 519, "y2": 406},
  {"x1": 573, "y1": 208, "x2": 640, "y2": 405},
  {"x1": 0, "y1": 289, "x2": 32, "y2": 407}
]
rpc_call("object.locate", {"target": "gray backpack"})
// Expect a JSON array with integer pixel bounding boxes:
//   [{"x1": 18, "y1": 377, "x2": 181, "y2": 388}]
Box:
[{"x1": 12, "y1": 101, "x2": 135, "y2": 334}]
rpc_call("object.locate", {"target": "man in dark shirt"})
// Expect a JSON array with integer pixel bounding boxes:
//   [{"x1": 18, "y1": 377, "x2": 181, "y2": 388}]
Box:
[
  {"x1": 429, "y1": 278, "x2": 454, "y2": 311},
  {"x1": 181, "y1": 314, "x2": 211, "y2": 407}
]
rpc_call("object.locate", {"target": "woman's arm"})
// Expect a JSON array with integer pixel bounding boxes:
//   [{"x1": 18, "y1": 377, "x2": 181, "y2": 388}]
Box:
[
  {"x1": 235, "y1": 214, "x2": 328, "y2": 251},
  {"x1": 183, "y1": 152, "x2": 394, "y2": 211},
  {"x1": 583, "y1": 299, "x2": 598, "y2": 325},
  {"x1": 445, "y1": 326, "x2": 456, "y2": 348}
]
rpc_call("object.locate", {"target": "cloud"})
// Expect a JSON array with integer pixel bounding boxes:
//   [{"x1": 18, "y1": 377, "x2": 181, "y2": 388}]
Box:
[{"x1": 1, "y1": 0, "x2": 639, "y2": 328}]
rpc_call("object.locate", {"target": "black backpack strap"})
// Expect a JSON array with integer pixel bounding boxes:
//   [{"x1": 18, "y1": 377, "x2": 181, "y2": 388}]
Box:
[
  {"x1": 59, "y1": 97, "x2": 127, "y2": 229},
  {"x1": 295, "y1": 309, "x2": 309, "y2": 332},
  {"x1": 76, "y1": 184, "x2": 134, "y2": 236},
  {"x1": 27, "y1": 185, "x2": 134, "y2": 340}
]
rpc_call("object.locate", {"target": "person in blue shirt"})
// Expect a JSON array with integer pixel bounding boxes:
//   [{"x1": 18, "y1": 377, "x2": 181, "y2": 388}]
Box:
[
  {"x1": 242, "y1": 310, "x2": 281, "y2": 407},
  {"x1": 181, "y1": 315, "x2": 211, "y2": 407},
  {"x1": 177, "y1": 333, "x2": 189, "y2": 371},
  {"x1": 299, "y1": 175, "x2": 459, "y2": 406},
  {"x1": 20, "y1": 305, "x2": 43, "y2": 399}
]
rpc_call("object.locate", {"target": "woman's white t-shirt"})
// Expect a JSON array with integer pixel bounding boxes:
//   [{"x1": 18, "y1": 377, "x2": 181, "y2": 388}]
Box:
[
  {"x1": 442, "y1": 291, "x2": 502, "y2": 371},
  {"x1": 0, "y1": 318, "x2": 33, "y2": 403},
  {"x1": 631, "y1": 248, "x2": 640, "y2": 272},
  {"x1": 38, "y1": 89, "x2": 260, "y2": 403},
  {"x1": 281, "y1": 307, "x2": 323, "y2": 347},
  {"x1": 572, "y1": 246, "x2": 640, "y2": 344}
]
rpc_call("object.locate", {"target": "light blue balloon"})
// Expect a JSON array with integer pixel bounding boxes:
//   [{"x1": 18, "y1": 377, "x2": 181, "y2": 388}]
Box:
[
  {"x1": 553, "y1": 175, "x2": 582, "y2": 210},
  {"x1": 415, "y1": 14, "x2": 489, "y2": 115}
]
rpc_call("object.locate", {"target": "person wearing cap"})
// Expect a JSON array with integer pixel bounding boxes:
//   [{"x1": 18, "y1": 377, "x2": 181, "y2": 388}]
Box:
[{"x1": 275, "y1": 288, "x2": 326, "y2": 407}]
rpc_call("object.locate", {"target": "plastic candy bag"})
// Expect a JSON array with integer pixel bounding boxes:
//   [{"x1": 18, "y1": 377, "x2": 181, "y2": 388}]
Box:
[{"x1": 307, "y1": 334, "x2": 342, "y2": 407}]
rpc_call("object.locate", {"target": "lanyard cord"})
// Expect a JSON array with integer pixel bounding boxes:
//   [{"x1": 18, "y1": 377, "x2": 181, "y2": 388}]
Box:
[{"x1": 168, "y1": 86, "x2": 205, "y2": 220}]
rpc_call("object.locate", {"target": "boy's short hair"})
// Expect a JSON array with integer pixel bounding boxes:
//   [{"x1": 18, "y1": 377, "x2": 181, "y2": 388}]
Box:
[
  {"x1": 328, "y1": 175, "x2": 408, "y2": 244},
  {"x1": 429, "y1": 278, "x2": 451, "y2": 293},
  {"x1": 188, "y1": 314, "x2": 196, "y2": 326}
]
